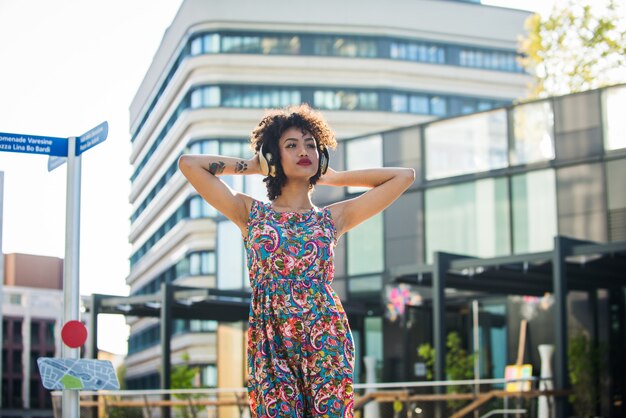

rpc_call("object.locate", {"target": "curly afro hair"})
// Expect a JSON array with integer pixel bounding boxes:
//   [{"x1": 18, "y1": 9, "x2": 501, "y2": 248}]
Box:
[{"x1": 250, "y1": 103, "x2": 337, "y2": 201}]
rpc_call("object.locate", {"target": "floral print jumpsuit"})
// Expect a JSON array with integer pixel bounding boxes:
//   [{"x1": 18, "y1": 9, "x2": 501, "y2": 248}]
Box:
[{"x1": 245, "y1": 200, "x2": 354, "y2": 417}]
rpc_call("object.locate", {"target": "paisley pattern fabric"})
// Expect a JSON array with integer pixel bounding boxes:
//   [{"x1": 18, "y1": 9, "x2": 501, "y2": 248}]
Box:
[{"x1": 245, "y1": 200, "x2": 354, "y2": 418}]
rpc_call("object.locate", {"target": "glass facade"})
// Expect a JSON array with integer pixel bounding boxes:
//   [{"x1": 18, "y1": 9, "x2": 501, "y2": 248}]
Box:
[
  {"x1": 133, "y1": 250, "x2": 216, "y2": 296},
  {"x1": 556, "y1": 163, "x2": 608, "y2": 243},
  {"x1": 425, "y1": 177, "x2": 510, "y2": 262},
  {"x1": 603, "y1": 85, "x2": 626, "y2": 151},
  {"x1": 131, "y1": 28, "x2": 523, "y2": 144},
  {"x1": 217, "y1": 221, "x2": 246, "y2": 289},
  {"x1": 425, "y1": 109, "x2": 508, "y2": 180},
  {"x1": 511, "y1": 169, "x2": 557, "y2": 253},
  {"x1": 347, "y1": 214, "x2": 384, "y2": 276},
  {"x1": 511, "y1": 100, "x2": 555, "y2": 165},
  {"x1": 607, "y1": 159, "x2": 626, "y2": 242},
  {"x1": 131, "y1": 85, "x2": 507, "y2": 182},
  {"x1": 345, "y1": 135, "x2": 383, "y2": 194}
]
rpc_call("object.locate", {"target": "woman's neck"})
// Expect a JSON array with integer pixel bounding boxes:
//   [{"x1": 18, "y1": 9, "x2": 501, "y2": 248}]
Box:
[{"x1": 272, "y1": 180, "x2": 313, "y2": 210}]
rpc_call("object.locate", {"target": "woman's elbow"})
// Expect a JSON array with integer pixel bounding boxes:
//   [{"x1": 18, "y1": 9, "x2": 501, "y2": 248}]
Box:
[
  {"x1": 401, "y1": 168, "x2": 416, "y2": 186},
  {"x1": 178, "y1": 154, "x2": 192, "y2": 172}
]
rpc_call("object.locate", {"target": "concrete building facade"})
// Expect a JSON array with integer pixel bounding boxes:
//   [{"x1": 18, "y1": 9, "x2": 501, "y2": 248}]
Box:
[{"x1": 1, "y1": 253, "x2": 63, "y2": 418}]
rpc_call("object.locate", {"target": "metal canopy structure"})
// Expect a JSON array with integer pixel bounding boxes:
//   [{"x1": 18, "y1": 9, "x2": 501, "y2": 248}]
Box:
[
  {"x1": 392, "y1": 236, "x2": 626, "y2": 418},
  {"x1": 85, "y1": 283, "x2": 368, "y2": 394}
]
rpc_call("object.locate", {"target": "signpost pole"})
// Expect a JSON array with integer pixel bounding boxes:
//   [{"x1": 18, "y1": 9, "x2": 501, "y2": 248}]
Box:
[
  {"x1": 61, "y1": 136, "x2": 81, "y2": 418},
  {"x1": 0, "y1": 172, "x2": 4, "y2": 409}
]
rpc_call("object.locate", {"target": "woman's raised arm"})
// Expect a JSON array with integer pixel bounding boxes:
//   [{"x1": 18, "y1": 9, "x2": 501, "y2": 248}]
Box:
[
  {"x1": 319, "y1": 167, "x2": 415, "y2": 237},
  {"x1": 178, "y1": 154, "x2": 261, "y2": 232}
]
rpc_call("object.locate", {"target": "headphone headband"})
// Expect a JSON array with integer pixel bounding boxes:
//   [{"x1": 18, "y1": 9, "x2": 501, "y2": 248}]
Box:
[{"x1": 258, "y1": 141, "x2": 329, "y2": 177}]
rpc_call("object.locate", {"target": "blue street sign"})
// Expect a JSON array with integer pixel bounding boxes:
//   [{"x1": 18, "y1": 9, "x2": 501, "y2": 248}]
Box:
[
  {"x1": 76, "y1": 121, "x2": 108, "y2": 156},
  {"x1": 0, "y1": 132, "x2": 67, "y2": 156},
  {"x1": 48, "y1": 156, "x2": 67, "y2": 172}
]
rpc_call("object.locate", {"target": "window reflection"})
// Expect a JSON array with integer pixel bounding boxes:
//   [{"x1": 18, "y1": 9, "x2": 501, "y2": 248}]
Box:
[
  {"x1": 390, "y1": 41, "x2": 445, "y2": 64},
  {"x1": 217, "y1": 221, "x2": 245, "y2": 289},
  {"x1": 603, "y1": 85, "x2": 626, "y2": 151},
  {"x1": 347, "y1": 215, "x2": 384, "y2": 275},
  {"x1": 511, "y1": 169, "x2": 557, "y2": 253},
  {"x1": 511, "y1": 101, "x2": 555, "y2": 165},
  {"x1": 313, "y1": 36, "x2": 377, "y2": 57},
  {"x1": 425, "y1": 109, "x2": 508, "y2": 179},
  {"x1": 346, "y1": 135, "x2": 383, "y2": 194},
  {"x1": 425, "y1": 178, "x2": 510, "y2": 262}
]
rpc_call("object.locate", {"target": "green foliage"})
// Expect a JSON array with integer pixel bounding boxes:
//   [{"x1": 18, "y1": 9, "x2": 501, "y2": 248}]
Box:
[
  {"x1": 116, "y1": 364, "x2": 127, "y2": 390},
  {"x1": 417, "y1": 343, "x2": 436, "y2": 380},
  {"x1": 417, "y1": 331, "x2": 475, "y2": 410},
  {"x1": 171, "y1": 352, "x2": 203, "y2": 418},
  {"x1": 106, "y1": 406, "x2": 144, "y2": 418},
  {"x1": 518, "y1": 0, "x2": 626, "y2": 98},
  {"x1": 568, "y1": 331, "x2": 606, "y2": 418}
]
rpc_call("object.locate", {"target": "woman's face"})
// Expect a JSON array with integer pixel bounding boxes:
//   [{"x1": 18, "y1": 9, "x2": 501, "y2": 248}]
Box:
[{"x1": 277, "y1": 127, "x2": 319, "y2": 181}]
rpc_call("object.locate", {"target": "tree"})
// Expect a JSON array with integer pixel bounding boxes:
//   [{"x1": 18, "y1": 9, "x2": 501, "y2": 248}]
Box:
[
  {"x1": 568, "y1": 332, "x2": 606, "y2": 418},
  {"x1": 171, "y1": 353, "x2": 203, "y2": 418},
  {"x1": 418, "y1": 331, "x2": 475, "y2": 410},
  {"x1": 518, "y1": 0, "x2": 626, "y2": 98}
]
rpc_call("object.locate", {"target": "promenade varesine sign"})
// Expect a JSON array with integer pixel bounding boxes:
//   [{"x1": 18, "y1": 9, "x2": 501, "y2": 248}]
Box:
[
  {"x1": 0, "y1": 132, "x2": 68, "y2": 156},
  {"x1": 0, "y1": 121, "x2": 108, "y2": 158}
]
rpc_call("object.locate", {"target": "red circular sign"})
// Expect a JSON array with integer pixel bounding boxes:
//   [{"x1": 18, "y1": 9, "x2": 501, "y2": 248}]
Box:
[{"x1": 61, "y1": 320, "x2": 88, "y2": 348}]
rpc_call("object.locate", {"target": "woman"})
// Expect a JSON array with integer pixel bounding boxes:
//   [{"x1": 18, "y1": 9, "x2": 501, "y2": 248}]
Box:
[{"x1": 179, "y1": 104, "x2": 414, "y2": 417}]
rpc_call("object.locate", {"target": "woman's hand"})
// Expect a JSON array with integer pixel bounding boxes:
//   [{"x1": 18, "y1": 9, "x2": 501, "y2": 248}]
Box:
[{"x1": 317, "y1": 167, "x2": 338, "y2": 186}]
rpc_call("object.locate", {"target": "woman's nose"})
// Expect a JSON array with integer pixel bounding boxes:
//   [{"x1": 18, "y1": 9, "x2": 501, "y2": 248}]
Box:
[{"x1": 298, "y1": 146, "x2": 308, "y2": 156}]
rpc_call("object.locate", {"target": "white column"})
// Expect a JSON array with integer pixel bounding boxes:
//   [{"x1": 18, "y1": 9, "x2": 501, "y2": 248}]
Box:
[
  {"x1": 363, "y1": 356, "x2": 380, "y2": 418},
  {"x1": 537, "y1": 344, "x2": 554, "y2": 418}
]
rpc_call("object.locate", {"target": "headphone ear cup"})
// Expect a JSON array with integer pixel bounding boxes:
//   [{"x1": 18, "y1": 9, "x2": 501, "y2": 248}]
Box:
[
  {"x1": 259, "y1": 142, "x2": 276, "y2": 177},
  {"x1": 319, "y1": 147, "x2": 330, "y2": 175}
]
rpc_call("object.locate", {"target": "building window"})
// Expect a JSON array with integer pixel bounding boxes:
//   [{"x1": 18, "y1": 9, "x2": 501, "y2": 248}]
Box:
[
  {"x1": 607, "y1": 159, "x2": 626, "y2": 242},
  {"x1": 313, "y1": 90, "x2": 378, "y2": 111},
  {"x1": 191, "y1": 33, "x2": 220, "y2": 55},
  {"x1": 346, "y1": 135, "x2": 383, "y2": 194},
  {"x1": 201, "y1": 365, "x2": 218, "y2": 387},
  {"x1": 603, "y1": 85, "x2": 626, "y2": 151},
  {"x1": 425, "y1": 109, "x2": 508, "y2": 180},
  {"x1": 344, "y1": 134, "x2": 385, "y2": 276},
  {"x1": 189, "y1": 139, "x2": 219, "y2": 155},
  {"x1": 425, "y1": 177, "x2": 511, "y2": 262},
  {"x1": 511, "y1": 169, "x2": 557, "y2": 253},
  {"x1": 134, "y1": 251, "x2": 216, "y2": 296},
  {"x1": 347, "y1": 214, "x2": 384, "y2": 276},
  {"x1": 9, "y1": 294, "x2": 21, "y2": 305},
  {"x1": 191, "y1": 86, "x2": 220, "y2": 108},
  {"x1": 217, "y1": 221, "x2": 245, "y2": 289},
  {"x1": 313, "y1": 36, "x2": 377, "y2": 58},
  {"x1": 390, "y1": 41, "x2": 445, "y2": 64},
  {"x1": 190, "y1": 196, "x2": 218, "y2": 218},
  {"x1": 511, "y1": 101, "x2": 555, "y2": 165},
  {"x1": 221, "y1": 86, "x2": 300, "y2": 108}
]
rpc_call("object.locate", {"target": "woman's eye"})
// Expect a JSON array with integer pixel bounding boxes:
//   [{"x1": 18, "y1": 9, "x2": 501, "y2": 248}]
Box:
[{"x1": 307, "y1": 144, "x2": 316, "y2": 149}]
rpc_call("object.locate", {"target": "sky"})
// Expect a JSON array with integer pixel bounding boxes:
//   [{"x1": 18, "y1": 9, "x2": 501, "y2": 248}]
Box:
[{"x1": 0, "y1": 0, "x2": 552, "y2": 355}]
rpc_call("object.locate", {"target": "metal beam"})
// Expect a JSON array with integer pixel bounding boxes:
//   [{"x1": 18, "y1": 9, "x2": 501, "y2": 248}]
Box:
[
  {"x1": 552, "y1": 236, "x2": 572, "y2": 418},
  {"x1": 160, "y1": 283, "x2": 173, "y2": 418}
]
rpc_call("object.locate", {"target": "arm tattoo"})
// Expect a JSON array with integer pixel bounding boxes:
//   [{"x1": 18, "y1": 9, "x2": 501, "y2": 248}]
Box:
[
  {"x1": 235, "y1": 160, "x2": 248, "y2": 173},
  {"x1": 208, "y1": 161, "x2": 226, "y2": 175}
]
